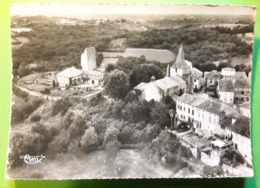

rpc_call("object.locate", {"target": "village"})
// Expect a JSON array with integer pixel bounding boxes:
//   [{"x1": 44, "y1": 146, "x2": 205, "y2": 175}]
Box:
[{"x1": 14, "y1": 42, "x2": 251, "y2": 176}]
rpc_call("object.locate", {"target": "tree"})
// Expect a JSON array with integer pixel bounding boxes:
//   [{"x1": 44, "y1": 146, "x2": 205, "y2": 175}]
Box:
[
  {"x1": 129, "y1": 64, "x2": 164, "y2": 88},
  {"x1": 105, "y1": 63, "x2": 116, "y2": 73},
  {"x1": 80, "y1": 126, "x2": 99, "y2": 152},
  {"x1": 104, "y1": 69, "x2": 130, "y2": 99},
  {"x1": 96, "y1": 53, "x2": 104, "y2": 67}
]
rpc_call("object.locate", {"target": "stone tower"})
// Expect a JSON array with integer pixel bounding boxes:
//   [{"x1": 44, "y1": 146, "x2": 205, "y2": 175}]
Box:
[
  {"x1": 170, "y1": 44, "x2": 192, "y2": 93},
  {"x1": 81, "y1": 47, "x2": 97, "y2": 72}
]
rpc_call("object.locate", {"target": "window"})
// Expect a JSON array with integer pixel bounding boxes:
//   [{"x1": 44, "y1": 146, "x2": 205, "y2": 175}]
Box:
[
  {"x1": 192, "y1": 110, "x2": 194, "y2": 115},
  {"x1": 236, "y1": 97, "x2": 238, "y2": 101},
  {"x1": 194, "y1": 78, "x2": 196, "y2": 82},
  {"x1": 180, "y1": 105, "x2": 182, "y2": 110},
  {"x1": 241, "y1": 97, "x2": 244, "y2": 101},
  {"x1": 246, "y1": 97, "x2": 249, "y2": 101},
  {"x1": 188, "y1": 108, "x2": 190, "y2": 114},
  {"x1": 241, "y1": 91, "x2": 244, "y2": 94}
]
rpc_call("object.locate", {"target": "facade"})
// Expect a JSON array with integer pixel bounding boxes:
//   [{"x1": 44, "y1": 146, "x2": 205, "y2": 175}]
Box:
[
  {"x1": 191, "y1": 67, "x2": 204, "y2": 90},
  {"x1": 234, "y1": 78, "x2": 251, "y2": 104},
  {"x1": 135, "y1": 75, "x2": 186, "y2": 102},
  {"x1": 81, "y1": 47, "x2": 97, "y2": 72},
  {"x1": 218, "y1": 80, "x2": 234, "y2": 104},
  {"x1": 86, "y1": 70, "x2": 104, "y2": 85},
  {"x1": 235, "y1": 72, "x2": 247, "y2": 80},
  {"x1": 56, "y1": 66, "x2": 83, "y2": 88},
  {"x1": 176, "y1": 93, "x2": 238, "y2": 137}
]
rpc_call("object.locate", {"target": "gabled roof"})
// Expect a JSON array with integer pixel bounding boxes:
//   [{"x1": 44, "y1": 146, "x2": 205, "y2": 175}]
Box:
[
  {"x1": 171, "y1": 44, "x2": 190, "y2": 69},
  {"x1": 134, "y1": 82, "x2": 148, "y2": 91},
  {"x1": 154, "y1": 75, "x2": 186, "y2": 90},
  {"x1": 191, "y1": 67, "x2": 203, "y2": 78},
  {"x1": 219, "y1": 80, "x2": 234, "y2": 92},
  {"x1": 57, "y1": 67, "x2": 82, "y2": 78},
  {"x1": 205, "y1": 70, "x2": 222, "y2": 80}
]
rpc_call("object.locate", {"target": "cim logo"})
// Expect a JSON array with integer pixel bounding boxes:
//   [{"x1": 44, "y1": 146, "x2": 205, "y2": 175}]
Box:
[{"x1": 20, "y1": 154, "x2": 45, "y2": 165}]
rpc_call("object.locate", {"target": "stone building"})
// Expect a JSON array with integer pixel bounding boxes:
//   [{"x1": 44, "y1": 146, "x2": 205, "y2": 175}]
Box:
[
  {"x1": 81, "y1": 47, "x2": 97, "y2": 72},
  {"x1": 234, "y1": 78, "x2": 251, "y2": 104},
  {"x1": 218, "y1": 80, "x2": 234, "y2": 104}
]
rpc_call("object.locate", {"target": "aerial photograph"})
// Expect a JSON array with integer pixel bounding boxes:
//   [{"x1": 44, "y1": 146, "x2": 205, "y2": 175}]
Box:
[{"x1": 6, "y1": 3, "x2": 256, "y2": 179}]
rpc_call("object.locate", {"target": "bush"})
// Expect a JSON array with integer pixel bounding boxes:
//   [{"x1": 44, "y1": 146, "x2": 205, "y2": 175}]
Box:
[
  {"x1": 80, "y1": 126, "x2": 99, "y2": 152},
  {"x1": 30, "y1": 114, "x2": 41, "y2": 122},
  {"x1": 51, "y1": 97, "x2": 72, "y2": 116}
]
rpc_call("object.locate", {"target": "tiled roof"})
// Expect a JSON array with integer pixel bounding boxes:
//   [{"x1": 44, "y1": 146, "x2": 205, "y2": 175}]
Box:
[
  {"x1": 226, "y1": 115, "x2": 250, "y2": 138},
  {"x1": 191, "y1": 67, "x2": 203, "y2": 78},
  {"x1": 234, "y1": 78, "x2": 251, "y2": 89},
  {"x1": 205, "y1": 70, "x2": 222, "y2": 80},
  {"x1": 178, "y1": 93, "x2": 238, "y2": 117},
  {"x1": 154, "y1": 75, "x2": 186, "y2": 90},
  {"x1": 57, "y1": 67, "x2": 82, "y2": 78},
  {"x1": 122, "y1": 48, "x2": 175, "y2": 63},
  {"x1": 239, "y1": 102, "x2": 250, "y2": 109},
  {"x1": 219, "y1": 80, "x2": 234, "y2": 92}
]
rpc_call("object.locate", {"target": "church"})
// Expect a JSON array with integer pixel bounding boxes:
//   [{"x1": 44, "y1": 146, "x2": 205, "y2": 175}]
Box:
[{"x1": 134, "y1": 44, "x2": 200, "y2": 102}]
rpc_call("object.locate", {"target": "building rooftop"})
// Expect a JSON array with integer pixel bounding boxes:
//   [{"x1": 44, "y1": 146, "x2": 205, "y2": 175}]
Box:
[
  {"x1": 178, "y1": 93, "x2": 239, "y2": 117},
  {"x1": 234, "y1": 78, "x2": 251, "y2": 89},
  {"x1": 86, "y1": 70, "x2": 105, "y2": 76},
  {"x1": 226, "y1": 115, "x2": 250, "y2": 138},
  {"x1": 122, "y1": 48, "x2": 175, "y2": 63},
  {"x1": 239, "y1": 102, "x2": 250, "y2": 109},
  {"x1": 191, "y1": 67, "x2": 203, "y2": 79},
  {"x1": 205, "y1": 70, "x2": 223, "y2": 80},
  {"x1": 219, "y1": 80, "x2": 234, "y2": 92},
  {"x1": 180, "y1": 132, "x2": 211, "y2": 148},
  {"x1": 134, "y1": 82, "x2": 148, "y2": 91},
  {"x1": 57, "y1": 67, "x2": 82, "y2": 78},
  {"x1": 154, "y1": 75, "x2": 186, "y2": 90}
]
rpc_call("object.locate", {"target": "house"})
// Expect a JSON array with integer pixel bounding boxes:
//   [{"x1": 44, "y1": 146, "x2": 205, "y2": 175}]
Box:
[
  {"x1": 204, "y1": 70, "x2": 223, "y2": 87},
  {"x1": 176, "y1": 93, "x2": 238, "y2": 137},
  {"x1": 134, "y1": 75, "x2": 186, "y2": 102},
  {"x1": 56, "y1": 66, "x2": 83, "y2": 88},
  {"x1": 191, "y1": 67, "x2": 204, "y2": 91},
  {"x1": 85, "y1": 70, "x2": 104, "y2": 85},
  {"x1": 81, "y1": 47, "x2": 97, "y2": 72},
  {"x1": 221, "y1": 67, "x2": 236, "y2": 80},
  {"x1": 234, "y1": 78, "x2": 250, "y2": 104},
  {"x1": 218, "y1": 80, "x2": 234, "y2": 104},
  {"x1": 225, "y1": 115, "x2": 252, "y2": 166}
]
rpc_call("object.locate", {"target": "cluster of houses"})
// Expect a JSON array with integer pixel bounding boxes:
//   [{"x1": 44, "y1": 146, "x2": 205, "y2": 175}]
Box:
[
  {"x1": 133, "y1": 44, "x2": 252, "y2": 171},
  {"x1": 55, "y1": 44, "x2": 252, "y2": 172}
]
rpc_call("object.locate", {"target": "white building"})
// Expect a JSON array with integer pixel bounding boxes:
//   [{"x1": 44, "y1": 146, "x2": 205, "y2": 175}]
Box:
[
  {"x1": 134, "y1": 75, "x2": 186, "y2": 102},
  {"x1": 81, "y1": 47, "x2": 97, "y2": 72},
  {"x1": 191, "y1": 67, "x2": 204, "y2": 91},
  {"x1": 218, "y1": 80, "x2": 234, "y2": 104},
  {"x1": 86, "y1": 70, "x2": 104, "y2": 85},
  {"x1": 176, "y1": 93, "x2": 238, "y2": 137},
  {"x1": 56, "y1": 66, "x2": 83, "y2": 88},
  {"x1": 221, "y1": 67, "x2": 236, "y2": 80}
]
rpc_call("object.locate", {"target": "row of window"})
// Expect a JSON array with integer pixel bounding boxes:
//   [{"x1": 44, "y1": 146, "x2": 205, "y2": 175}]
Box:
[
  {"x1": 235, "y1": 97, "x2": 250, "y2": 102},
  {"x1": 178, "y1": 104, "x2": 194, "y2": 115}
]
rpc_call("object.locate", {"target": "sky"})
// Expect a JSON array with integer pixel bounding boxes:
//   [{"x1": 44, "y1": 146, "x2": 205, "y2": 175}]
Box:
[{"x1": 10, "y1": 3, "x2": 256, "y2": 16}]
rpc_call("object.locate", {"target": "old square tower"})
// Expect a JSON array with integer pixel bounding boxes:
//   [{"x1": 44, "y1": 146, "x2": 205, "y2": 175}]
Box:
[
  {"x1": 81, "y1": 47, "x2": 97, "y2": 71},
  {"x1": 170, "y1": 44, "x2": 193, "y2": 93}
]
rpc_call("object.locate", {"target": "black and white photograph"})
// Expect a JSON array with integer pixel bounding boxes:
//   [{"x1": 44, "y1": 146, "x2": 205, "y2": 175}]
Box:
[{"x1": 6, "y1": 3, "x2": 256, "y2": 179}]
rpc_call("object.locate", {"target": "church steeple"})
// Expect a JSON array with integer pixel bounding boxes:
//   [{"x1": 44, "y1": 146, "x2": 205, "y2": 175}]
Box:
[{"x1": 171, "y1": 44, "x2": 188, "y2": 69}]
